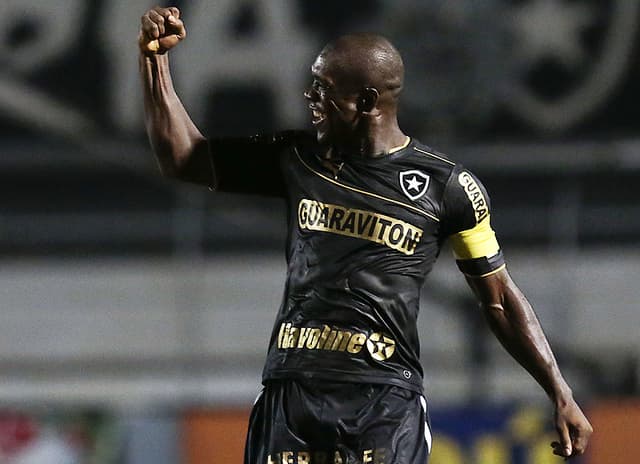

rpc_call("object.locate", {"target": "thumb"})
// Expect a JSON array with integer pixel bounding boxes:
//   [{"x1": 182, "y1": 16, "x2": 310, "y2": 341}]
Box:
[
  {"x1": 158, "y1": 34, "x2": 182, "y2": 50},
  {"x1": 558, "y1": 422, "x2": 572, "y2": 456}
]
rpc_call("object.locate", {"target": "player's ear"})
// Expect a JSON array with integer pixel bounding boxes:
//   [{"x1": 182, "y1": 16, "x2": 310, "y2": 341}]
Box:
[{"x1": 357, "y1": 87, "x2": 379, "y2": 114}]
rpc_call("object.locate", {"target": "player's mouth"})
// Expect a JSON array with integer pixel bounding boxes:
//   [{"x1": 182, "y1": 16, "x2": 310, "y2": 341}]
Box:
[{"x1": 310, "y1": 108, "x2": 326, "y2": 126}]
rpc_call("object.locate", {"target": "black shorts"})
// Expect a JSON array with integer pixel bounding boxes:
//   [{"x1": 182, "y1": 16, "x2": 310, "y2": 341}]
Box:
[{"x1": 244, "y1": 379, "x2": 432, "y2": 464}]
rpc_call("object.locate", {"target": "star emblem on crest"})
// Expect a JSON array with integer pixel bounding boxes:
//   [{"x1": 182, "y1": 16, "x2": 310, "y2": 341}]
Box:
[
  {"x1": 399, "y1": 170, "x2": 430, "y2": 201},
  {"x1": 405, "y1": 175, "x2": 424, "y2": 192}
]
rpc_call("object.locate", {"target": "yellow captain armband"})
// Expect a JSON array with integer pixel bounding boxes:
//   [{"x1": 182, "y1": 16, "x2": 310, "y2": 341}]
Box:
[{"x1": 449, "y1": 215, "x2": 506, "y2": 277}]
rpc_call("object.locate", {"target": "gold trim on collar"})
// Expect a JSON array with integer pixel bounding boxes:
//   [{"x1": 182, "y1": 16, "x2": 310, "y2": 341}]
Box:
[{"x1": 389, "y1": 136, "x2": 411, "y2": 153}]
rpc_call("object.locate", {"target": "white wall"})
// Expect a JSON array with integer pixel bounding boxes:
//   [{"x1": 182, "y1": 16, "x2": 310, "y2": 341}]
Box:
[{"x1": 0, "y1": 249, "x2": 637, "y2": 407}]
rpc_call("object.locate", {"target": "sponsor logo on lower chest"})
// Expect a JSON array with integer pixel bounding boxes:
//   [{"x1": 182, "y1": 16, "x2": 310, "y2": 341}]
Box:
[
  {"x1": 297, "y1": 199, "x2": 423, "y2": 255},
  {"x1": 277, "y1": 322, "x2": 396, "y2": 362}
]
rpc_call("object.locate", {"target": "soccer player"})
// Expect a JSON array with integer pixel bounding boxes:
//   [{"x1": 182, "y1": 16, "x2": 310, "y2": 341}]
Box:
[{"x1": 139, "y1": 6, "x2": 592, "y2": 463}]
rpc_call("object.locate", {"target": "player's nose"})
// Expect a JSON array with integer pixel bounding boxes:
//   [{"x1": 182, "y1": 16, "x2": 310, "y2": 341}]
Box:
[{"x1": 304, "y1": 86, "x2": 317, "y2": 102}]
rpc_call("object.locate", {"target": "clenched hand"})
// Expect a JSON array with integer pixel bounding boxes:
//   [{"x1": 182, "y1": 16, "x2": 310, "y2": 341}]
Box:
[{"x1": 139, "y1": 6, "x2": 186, "y2": 55}]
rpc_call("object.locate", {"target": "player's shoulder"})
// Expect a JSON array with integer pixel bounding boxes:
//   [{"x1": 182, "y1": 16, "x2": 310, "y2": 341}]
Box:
[
  {"x1": 410, "y1": 139, "x2": 456, "y2": 163},
  {"x1": 406, "y1": 138, "x2": 462, "y2": 182}
]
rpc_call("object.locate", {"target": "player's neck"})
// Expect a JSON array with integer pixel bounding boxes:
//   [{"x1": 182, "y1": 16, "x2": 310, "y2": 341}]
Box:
[{"x1": 333, "y1": 122, "x2": 407, "y2": 159}]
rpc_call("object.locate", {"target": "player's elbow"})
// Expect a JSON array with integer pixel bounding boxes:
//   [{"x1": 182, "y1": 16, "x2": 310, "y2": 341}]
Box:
[
  {"x1": 157, "y1": 143, "x2": 217, "y2": 188},
  {"x1": 482, "y1": 301, "x2": 506, "y2": 317}
]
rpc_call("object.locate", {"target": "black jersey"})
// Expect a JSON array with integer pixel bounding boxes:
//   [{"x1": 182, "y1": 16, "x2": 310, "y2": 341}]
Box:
[{"x1": 210, "y1": 131, "x2": 505, "y2": 393}]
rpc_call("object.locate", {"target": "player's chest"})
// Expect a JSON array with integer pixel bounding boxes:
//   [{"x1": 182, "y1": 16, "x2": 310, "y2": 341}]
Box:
[
  {"x1": 287, "y1": 152, "x2": 443, "y2": 255},
  {"x1": 290, "y1": 152, "x2": 441, "y2": 219}
]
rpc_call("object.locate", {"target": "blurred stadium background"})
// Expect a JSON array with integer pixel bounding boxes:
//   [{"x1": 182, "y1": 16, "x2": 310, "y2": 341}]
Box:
[{"x1": 1, "y1": 0, "x2": 639, "y2": 462}]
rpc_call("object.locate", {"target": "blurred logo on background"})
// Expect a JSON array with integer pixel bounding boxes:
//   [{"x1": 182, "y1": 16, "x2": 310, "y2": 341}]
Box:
[
  {"x1": 504, "y1": 0, "x2": 640, "y2": 132},
  {"x1": 375, "y1": 0, "x2": 640, "y2": 135},
  {"x1": 0, "y1": 1, "x2": 639, "y2": 139}
]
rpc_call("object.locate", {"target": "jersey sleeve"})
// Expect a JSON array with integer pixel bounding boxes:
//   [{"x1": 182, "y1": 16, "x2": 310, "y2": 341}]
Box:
[
  {"x1": 441, "y1": 167, "x2": 506, "y2": 277},
  {"x1": 209, "y1": 131, "x2": 305, "y2": 197}
]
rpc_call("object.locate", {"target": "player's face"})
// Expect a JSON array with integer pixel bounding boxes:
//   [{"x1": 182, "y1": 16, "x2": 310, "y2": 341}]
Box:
[{"x1": 304, "y1": 53, "x2": 360, "y2": 146}]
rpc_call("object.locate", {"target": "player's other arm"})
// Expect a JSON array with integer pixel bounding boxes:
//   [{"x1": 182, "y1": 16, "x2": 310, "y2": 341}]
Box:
[
  {"x1": 465, "y1": 268, "x2": 593, "y2": 459},
  {"x1": 444, "y1": 168, "x2": 592, "y2": 459},
  {"x1": 138, "y1": 7, "x2": 214, "y2": 187}
]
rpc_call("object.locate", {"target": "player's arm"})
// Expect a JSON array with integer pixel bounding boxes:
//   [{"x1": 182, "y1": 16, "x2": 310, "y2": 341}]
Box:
[
  {"x1": 464, "y1": 269, "x2": 593, "y2": 459},
  {"x1": 443, "y1": 168, "x2": 592, "y2": 459},
  {"x1": 139, "y1": 7, "x2": 214, "y2": 186}
]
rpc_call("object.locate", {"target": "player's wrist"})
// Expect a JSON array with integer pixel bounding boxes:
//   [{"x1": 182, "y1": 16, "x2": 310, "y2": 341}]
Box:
[
  {"x1": 139, "y1": 50, "x2": 170, "y2": 69},
  {"x1": 550, "y1": 384, "x2": 574, "y2": 407}
]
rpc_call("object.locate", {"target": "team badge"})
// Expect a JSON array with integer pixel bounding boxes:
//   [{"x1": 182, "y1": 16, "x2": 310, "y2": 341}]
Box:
[
  {"x1": 399, "y1": 170, "x2": 429, "y2": 201},
  {"x1": 366, "y1": 1, "x2": 639, "y2": 134},
  {"x1": 503, "y1": 0, "x2": 639, "y2": 132}
]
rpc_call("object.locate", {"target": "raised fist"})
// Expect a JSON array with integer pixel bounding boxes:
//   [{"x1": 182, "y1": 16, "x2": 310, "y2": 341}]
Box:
[{"x1": 139, "y1": 7, "x2": 186, "y2": 55}]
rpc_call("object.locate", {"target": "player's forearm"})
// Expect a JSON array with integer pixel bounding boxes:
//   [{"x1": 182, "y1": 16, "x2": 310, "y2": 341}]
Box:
[
  {"x1": 483, "y1": 280, "x2": 572, "y2": 404},
  {"x1": 468, "y1": 271, "x2": 573, "y2": 405},
  {"x1": 139, "y1": 53, "x2": 211, "y2": 183}
]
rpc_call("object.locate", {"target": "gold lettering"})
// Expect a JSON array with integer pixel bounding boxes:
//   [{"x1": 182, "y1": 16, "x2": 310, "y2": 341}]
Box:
[
  {"x1": 317, "y1": 325, "x2": 332, "y2": 349},
  {"x1": 298, "y1": 201, "x2": 309, "y2": 226},
  {"x1": 363, "y1": 449, "x2": 373, "y2": 463},
  {"x1": 298, "y1": 452, "x2": 311, "y2": 464},
  {"x1": 308, "y1": 202, "x2": 320, "y2": 225},
  {"x1": 281, "y1": 323, "x2": 292, "y2": 349},
  {"x1": 402, "y1": 228, "x2": 421, "y2": 254},
  {"x1": 388, "y1": 223, "x2": 404, "y2": 245},
  {"x1": 458, "y1": 172, "x2": 488, "y2": 223},
  {"x1": 459, "y1": 171, "x2": 473, "y2": 188},
  {"x1": 318, "y1": 207, "x2": 329, "y2": 227},
  {"x1": 297, "y1": 199, "x2": 422, "y2": 256},
  {"x1": 346, "y1": 333, "x2": 367, "y2": 353},
  {"x1": 267, "y1": 454, "x2": 279, "y2": 464},
  {"x1": 328, "y1": 208, "x2": 345, "y2": 229},
  {"x1": 334, "y1": 451, "x2": 344, "y2": 464},
  {"x1": 324, "y1": 329, "x2": 338, "y2": 349},
  {"x1": 376, "y1": 218, "x2": 392, "y2": 240},
  {"x1": 306, "y1": 328, "x2": 321, "y2": 349},
  {"x1": 288, "y1": 327, "x2": 299, "y2": 348},
  {"x1": 367, "y1": 216, "x2": 378, "y2": 236},
  {"x1": 330, "y1": 330, "x2": 352, "y2": 351},
  {"x1": 356, "y1": 213, "x2": 372, "y2": 235},
  {"x1": 278, "y1": 324, "x2": 392, "y2": 359},
  {"x1": 277, "y1": 323, "x2": 286, "y2": 349},
  {"x1": 282, "y1": 451, "x2": 294, "y2": 464},
  {"x1": 342, "y1": 211, "x2": 356, "y2": 233},
  {"x1": 297, "y1": 327, "x2": 311, "y2": 348}
]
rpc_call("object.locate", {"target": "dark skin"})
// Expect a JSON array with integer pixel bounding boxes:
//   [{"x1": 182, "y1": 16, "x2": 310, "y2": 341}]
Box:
[{"x1": 139, "y1": 7, "x2": 592, "y2": 458}]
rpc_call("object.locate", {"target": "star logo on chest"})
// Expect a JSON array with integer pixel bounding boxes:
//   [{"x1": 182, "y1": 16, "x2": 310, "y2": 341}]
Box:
[
  {"x1": 399, "y1": 170, "x2": 430, "y2": 201},
  {"x1": 405, "y1": 175, "x2": 424, "y2": 192}
]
